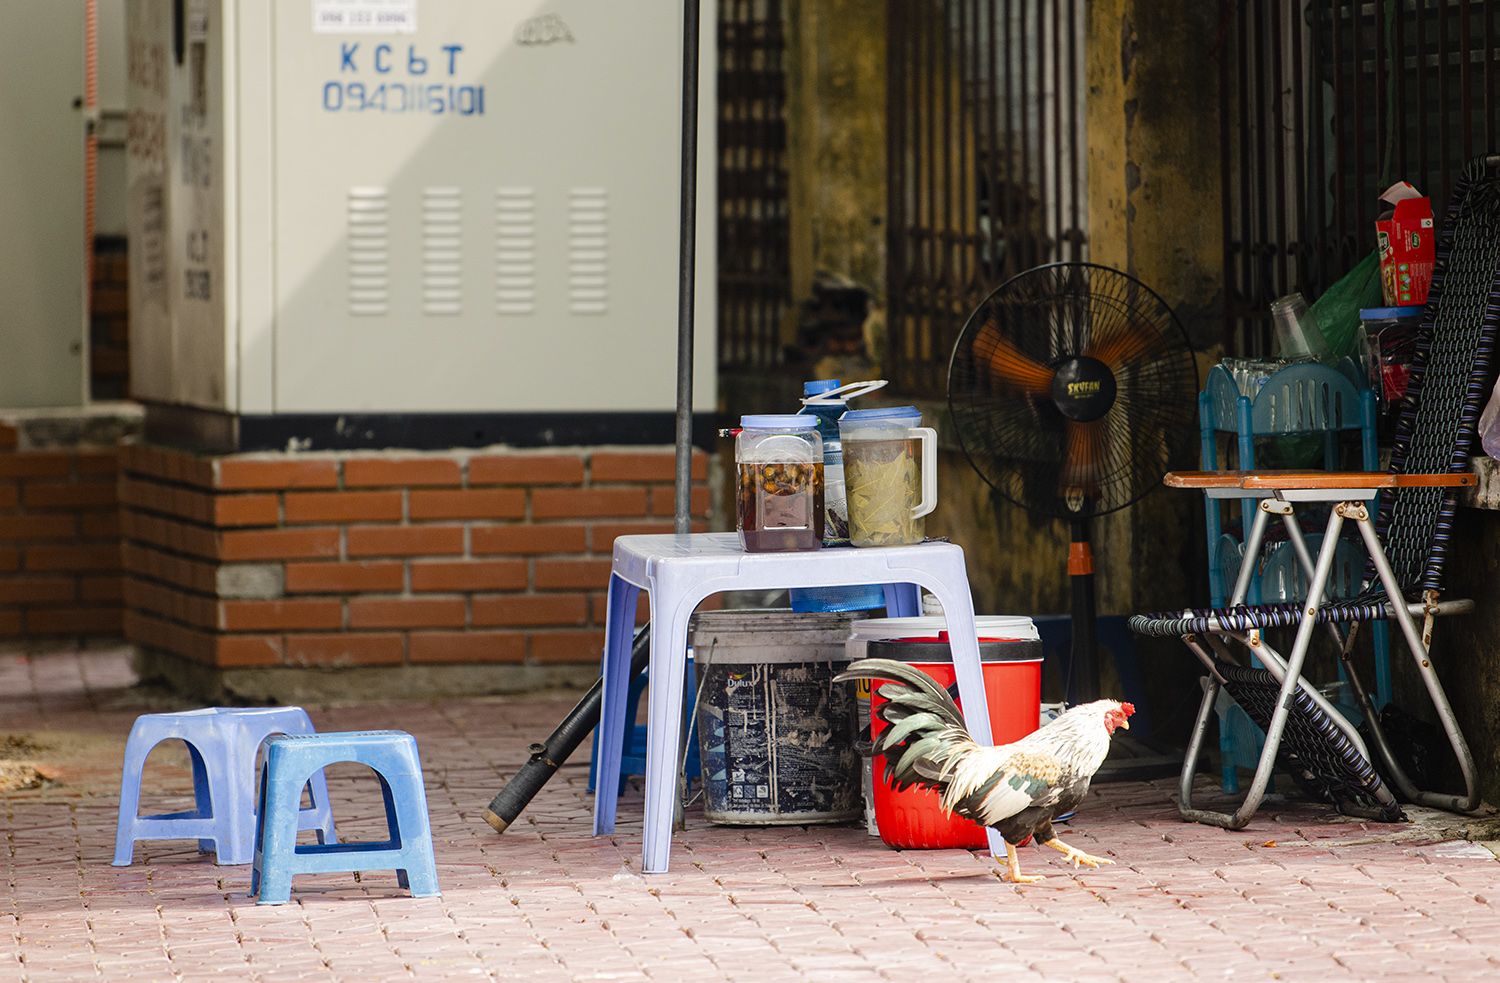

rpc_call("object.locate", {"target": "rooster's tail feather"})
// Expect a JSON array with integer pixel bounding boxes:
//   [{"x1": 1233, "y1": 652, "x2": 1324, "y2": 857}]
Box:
[{"x1": 834, "y1": 658, "x2": 976, "y2": 792}]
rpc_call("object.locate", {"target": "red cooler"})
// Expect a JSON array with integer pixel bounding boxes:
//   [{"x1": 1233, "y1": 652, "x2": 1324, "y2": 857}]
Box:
[{"x1": 866, "y1": 634, "x2": 1042, "y2": 849}]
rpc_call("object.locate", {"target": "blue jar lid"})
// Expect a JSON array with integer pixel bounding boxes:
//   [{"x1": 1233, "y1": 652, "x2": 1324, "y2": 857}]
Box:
[
  {"x1": 1359, "y1": 305, "x2": 1424, "y2": 320},
  {"x1": 839, "y1": 406, "x2": 921, "y2": 422},
  {"x1": 803, "y1": 379, "x2": 841, "y2": 396},
  {"x1": 740, "y1": 414, "x2": 818, "y2": 430}
]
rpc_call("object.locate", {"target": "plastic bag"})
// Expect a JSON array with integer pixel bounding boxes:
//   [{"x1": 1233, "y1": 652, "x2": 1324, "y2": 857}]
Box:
[
  {"x1": 1309, "y1": 250, "x2": 1385, "y2": 360},
  {"x1": 1480, "y1": 373, "x2": 1500, "y2": 461}
]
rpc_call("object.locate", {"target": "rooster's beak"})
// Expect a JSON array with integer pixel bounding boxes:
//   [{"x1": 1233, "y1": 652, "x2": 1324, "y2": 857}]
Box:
[{"x1": 1119, "y1": 717, "x2": 1130, "y2": 730}]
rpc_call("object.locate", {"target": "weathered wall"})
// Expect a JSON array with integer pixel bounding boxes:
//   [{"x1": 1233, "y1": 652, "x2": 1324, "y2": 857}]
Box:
[{"x1": 784, "y1": 0, "x2": 888, "y2": 304}]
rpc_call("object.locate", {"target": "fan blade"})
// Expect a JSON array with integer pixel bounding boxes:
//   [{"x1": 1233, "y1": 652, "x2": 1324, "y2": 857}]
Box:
[
  {"x1": 976, "y1": 319, "x2": 1053, "y2": 396},
  {"x1": 1059, "y1": 419, "x2": 1107, "y2": 505},
  {"x1": 1083, "y1": 324, "x2": 1169, "y2": 369}
]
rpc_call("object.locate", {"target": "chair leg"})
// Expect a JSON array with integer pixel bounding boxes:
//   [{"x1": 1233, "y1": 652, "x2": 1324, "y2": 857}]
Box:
[
  {"x1": 593, "y1": 575, "x2": 640, "y2": 837},
  {"x1": 1351, "y1": 515, "x2": 1479, "y2": 813},
  {"x1": 641, "y1": 597, "x2": 693, "y2": 874},
  {"x1": 1178, "y1": 674, "x2": 1222, "y2": 817},
  {"x1": 1176, "y1": 519, "x2": 1347, "y2": 829}
]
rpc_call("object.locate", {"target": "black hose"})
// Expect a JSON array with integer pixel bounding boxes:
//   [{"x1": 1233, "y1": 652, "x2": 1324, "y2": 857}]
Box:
[{"x1": 481, "y1": 625, "x2": 651, "y2": 833}]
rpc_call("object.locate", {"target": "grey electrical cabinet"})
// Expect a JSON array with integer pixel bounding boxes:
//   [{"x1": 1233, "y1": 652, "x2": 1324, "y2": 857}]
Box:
[{"x1": 126, "y1": 0, "x2": 715, "y2": 420}]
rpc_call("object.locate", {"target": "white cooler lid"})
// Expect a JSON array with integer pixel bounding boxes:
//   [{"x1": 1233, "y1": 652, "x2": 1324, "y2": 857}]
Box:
[{"x1": 848, "y1": 614, "x2": 1039, "y2": 642}]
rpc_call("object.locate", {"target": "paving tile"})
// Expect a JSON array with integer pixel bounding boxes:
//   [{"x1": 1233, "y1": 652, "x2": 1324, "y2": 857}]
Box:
[{"x1": 9, "y1": 647, "x2": 1500, "y2": 983}]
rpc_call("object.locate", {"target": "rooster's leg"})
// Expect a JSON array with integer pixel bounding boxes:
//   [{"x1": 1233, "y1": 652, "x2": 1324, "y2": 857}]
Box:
[
  {"x1": 1002, "y1": 840, "x2": 1045, "y2": 884},
  {"x1": 1041, "y1": 836, "x2": 1114, "y2": 868}
]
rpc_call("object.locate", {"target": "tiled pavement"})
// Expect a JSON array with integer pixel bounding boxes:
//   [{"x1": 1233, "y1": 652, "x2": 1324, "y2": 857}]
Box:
[{"x1": 4, "y1": 648, "x2": 1500, "y2": 982}]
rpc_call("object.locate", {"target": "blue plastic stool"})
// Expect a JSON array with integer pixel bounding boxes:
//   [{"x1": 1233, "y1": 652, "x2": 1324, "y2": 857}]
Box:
[
  {"x1": 587, "y1": 657, "x2": 701, "y2": 795},
  {"x1": 251, "y1": 730, "x2": 440, "y2": 904},
  {"x1": 113, "y1": 706, "x2": 337, "y2": 867}
]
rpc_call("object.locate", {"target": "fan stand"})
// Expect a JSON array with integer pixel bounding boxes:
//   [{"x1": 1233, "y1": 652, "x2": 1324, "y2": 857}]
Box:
[{"x1": 1068, "y1": 517, "x2": 1189, "y2": 783}]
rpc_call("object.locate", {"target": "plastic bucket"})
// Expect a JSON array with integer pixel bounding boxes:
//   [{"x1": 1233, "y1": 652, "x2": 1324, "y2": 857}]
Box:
[
  {"x1": 865, "y1": 633, "x2": 1042, "y2": 849},
  {"x1": 846, "y1": 616, "x2": 1038, "y2": 835},
  {"x1": 691, "y1": 610, "x2": 862, "y2": 825}
]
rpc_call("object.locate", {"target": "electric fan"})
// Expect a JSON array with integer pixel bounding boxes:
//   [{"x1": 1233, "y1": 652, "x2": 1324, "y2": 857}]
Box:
[{"x1": 947, "y1": 262, "x2": 1198, "y2": 707}]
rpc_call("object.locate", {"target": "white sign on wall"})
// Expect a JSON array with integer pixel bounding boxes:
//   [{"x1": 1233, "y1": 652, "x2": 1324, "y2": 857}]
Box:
[{"x1": 314, "y1": 0, "x2": 417, "y2": 34}]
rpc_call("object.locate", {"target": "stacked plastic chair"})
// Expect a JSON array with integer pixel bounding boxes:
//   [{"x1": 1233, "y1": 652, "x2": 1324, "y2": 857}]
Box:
[{"x1": 1129, "y1": 154, "x2": 1500, "y2": 829}]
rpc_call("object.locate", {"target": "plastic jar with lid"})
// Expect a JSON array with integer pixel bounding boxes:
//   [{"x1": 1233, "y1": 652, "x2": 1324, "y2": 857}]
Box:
[{"x1": 735, "y1": 415, "x2": 825, "y2": 552}]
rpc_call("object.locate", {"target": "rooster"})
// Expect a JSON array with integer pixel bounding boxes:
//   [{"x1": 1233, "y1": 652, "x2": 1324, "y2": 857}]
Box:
[{"x1": 834, "y1": 658, "x2": 1134, "y2": 883}]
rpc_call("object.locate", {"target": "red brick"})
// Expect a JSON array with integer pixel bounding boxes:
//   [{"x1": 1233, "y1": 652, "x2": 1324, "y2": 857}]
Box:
[
  {"x1": 0, "y1": 548, "x2": 16, "y2": 571},
  {"x1": 0, "y1": 577, "x2": 76, "y2": 604},
  {"x1": 285, "y1": 490, "x2": 402, "y2": 524},
  {"x1": 345, "y1": 457, "x2": 461, "y2": 488},
  {"x1": 469, "y1": 454, "x2": 584, "y2": 485},
  {"x1": 214, "y1": 495, "x2": 280, "y2": 527},
  {"x1": 220, "y1": 599, "x2": 344, "y2": 631},
  {"x1": 347, "y1": 525, "x2": 464, "y2": 557},
  {"x1": 589, "y1": 520, "x2": 706, "y2": 553},
  {"x1": 216, "y1": 635, "x2": 285, "y2": 667},
  {"x1": 534, "y1": 558, "x2": 613, "y2": 590},
  {"x1": 473, "y1": 593, "x2": 587, "y2": 627},
  {"x1": 125, "y1": 579, "x2": 216, "y2": 628},
  {"x1": 75, "y1": 451, "x2": 120, "y2": 476},
  {"x1": 123, "y1": 543, "x2": 217, "y2": 594},
  {"x1": 79, "y1": 512, "x2": 121, "y2": 539},
  {"x1": 0, "y1": 485, "x2": 15, "y2": 509},
  {"x1": 409, "y1": 630, "x2": 525, "y2": 663},
  {"x1": 122, "y1": 512, "x2": 218, "y2": 559},
  {"x1": 285, "y1": 561, "x2": 404, "y2": 594},
  {"x1": 285, "y1": 633, "x2": 404, "y2": 667},
  {"x1": 0, "y1": 610, "x2": 21, "y2": 635},
  {"x1": 410, "y1": 489, "x2": 525, "y2": 521},
  {"x1": 220, "y1": 527, "x2": 340, "y2": 562},
  {"x1": 591, "y1": 450, "x2": 708, "y2": 483},
  {"x1": 80, "y1": 575, "x2": 123, "y2": 602},
  {"x1": 349, "y1": 597, "x2": 465, "y2": 629},
  {"x1": 27, "y1": 607, "x2": 122, "y2": 636},
  {"x1": 216, "y1": 458, "x2": 339, "y2": 491},
  {"x1": 24, "y1": 544, "x2": 121, "y2": 572},
  {"x1": 21, "y1": 482, "x2": 116, "y2": 509},
  {"x1": 529, "y1": 629, "x2": 606, "y2": 663},
  {"x1": 410, "y1": 560, "x2": 526, "y2": 592},
  {"x1": 0, "y1": 454, "x2": 70, "y2": 478},
  {"x1": 648, "y1": 485, "x2": 712, "y2": 518},
  {"x1": 472, "y1": 523, "x2": 587, "y2": 556},
  {"x1": 533, "y1": 487, "x2": 649, "y2": 519},
  {"x1": 0, "y1": 515, "x2": 77, "y2": 540}
]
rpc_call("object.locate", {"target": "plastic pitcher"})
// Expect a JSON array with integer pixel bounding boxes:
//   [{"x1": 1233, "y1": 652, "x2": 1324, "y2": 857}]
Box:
[
  {"x1": 838, "y1": 406, "x2": 937, "y2": 547},
  {"x1": 734, "y1": 414, "x2": 825, "y2": 552}
]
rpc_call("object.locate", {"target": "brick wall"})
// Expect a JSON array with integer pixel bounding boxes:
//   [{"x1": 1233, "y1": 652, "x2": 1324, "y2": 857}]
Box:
[
  {"x1": 121, "y1": 444, "x2": 710, "y2": 697},
  {"x1": 0, "y1": 423, "x2": 124, "y2": 640}
]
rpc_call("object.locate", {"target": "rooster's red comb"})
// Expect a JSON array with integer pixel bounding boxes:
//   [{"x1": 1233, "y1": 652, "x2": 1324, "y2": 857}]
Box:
[{"x1": 1121, "y1": 702, "x2": 1136, "y2": 716}]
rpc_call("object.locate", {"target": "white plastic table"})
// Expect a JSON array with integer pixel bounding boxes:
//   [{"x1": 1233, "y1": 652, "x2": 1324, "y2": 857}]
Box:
[{"x1": 592, "y1": 532, "x2": 1004, "y2": 873}]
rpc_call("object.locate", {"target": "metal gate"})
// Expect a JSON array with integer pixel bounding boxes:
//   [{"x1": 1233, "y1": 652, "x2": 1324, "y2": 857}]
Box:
[
  {"x1": 887, "y1": 0, "x2": 1088, "y2": 396},
  {"x1": 1221, "y1": 0, "x2": 1500, "y2": 355},
  {"x1": 717, "y1": 0, "x2": 791, "y2": 371}
]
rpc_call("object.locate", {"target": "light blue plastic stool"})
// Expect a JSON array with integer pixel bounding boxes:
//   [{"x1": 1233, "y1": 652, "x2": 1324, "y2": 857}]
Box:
[
  {"x1": 251, "y1": 730, "x2": 440, "y2": 905},
  {"x1": 113, "y1": 706, "x2": 337, "y2": 866}
]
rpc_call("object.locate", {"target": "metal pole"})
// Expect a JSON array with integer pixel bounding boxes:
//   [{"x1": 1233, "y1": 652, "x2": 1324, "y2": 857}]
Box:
[{"x1": 674, "y1": 0, "x2": 701, "y2": 535}]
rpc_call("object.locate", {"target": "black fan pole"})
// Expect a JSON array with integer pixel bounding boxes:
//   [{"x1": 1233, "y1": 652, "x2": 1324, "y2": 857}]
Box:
[{"x1": 1069, "y1": 519, "x2": 1100, "y2": 704}]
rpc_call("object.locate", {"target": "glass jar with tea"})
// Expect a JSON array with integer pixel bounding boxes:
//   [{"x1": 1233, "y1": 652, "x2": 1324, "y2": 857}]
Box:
[
  {"x1": 838, "y1": 406, "x2": 937, "y2": 547},
  {"x1": 735, "y1": 415, "x2": 825, "y2": 552}
]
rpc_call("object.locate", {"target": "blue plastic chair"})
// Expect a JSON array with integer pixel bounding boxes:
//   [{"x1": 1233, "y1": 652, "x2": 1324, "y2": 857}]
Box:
[
  {"x1": 113, "y1": 706, "x2": 336, "y2": 867},
  {"x1": 250, "y1": 731, "x2": 440, "y2": 904}
]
